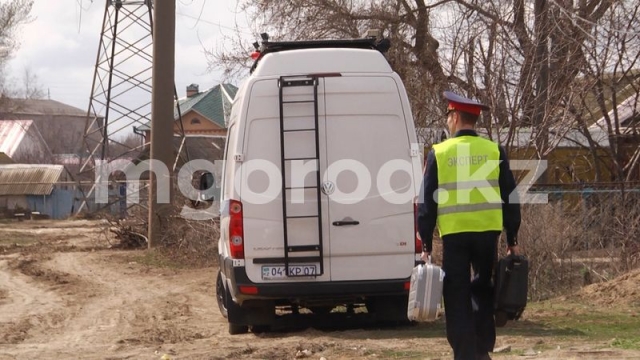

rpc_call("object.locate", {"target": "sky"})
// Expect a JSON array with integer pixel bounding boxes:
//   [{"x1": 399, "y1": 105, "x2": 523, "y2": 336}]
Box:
[{"x1": 6, "y1": 0, "x2": 253, "y2": 112}]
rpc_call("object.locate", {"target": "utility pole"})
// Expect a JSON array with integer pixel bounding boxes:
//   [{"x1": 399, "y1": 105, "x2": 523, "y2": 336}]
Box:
[{"x1": 148, "y1": 0, "x2": 176, "y2": 248}]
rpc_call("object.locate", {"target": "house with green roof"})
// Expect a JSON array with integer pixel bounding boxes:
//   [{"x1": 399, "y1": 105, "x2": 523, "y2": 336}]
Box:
[{"x1": 136, "y1": 83, "x2": 238, "y2": 141}]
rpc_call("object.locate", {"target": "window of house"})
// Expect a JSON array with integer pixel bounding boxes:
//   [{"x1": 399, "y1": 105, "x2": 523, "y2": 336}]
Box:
[{"x1": 191, "y1": 118, "x2": 201, "y2": 125}]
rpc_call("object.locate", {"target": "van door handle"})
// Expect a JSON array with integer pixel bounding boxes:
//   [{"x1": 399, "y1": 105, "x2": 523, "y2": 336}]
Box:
[{"x1": 332, "y1": 220, "x2": 360, "y2": 226}]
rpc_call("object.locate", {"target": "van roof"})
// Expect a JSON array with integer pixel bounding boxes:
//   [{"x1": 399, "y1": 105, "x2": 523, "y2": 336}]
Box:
[
  {"x1": 250, "y1": 37, "x2": 391, "y2": 74},
  {"x1": 251, "y1": 48, "x2": 393, "y2": 77}
]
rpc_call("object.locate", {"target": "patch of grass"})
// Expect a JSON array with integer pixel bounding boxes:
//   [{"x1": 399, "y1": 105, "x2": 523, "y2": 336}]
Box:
[
  {"x1": 0, "y1": 230, "x2": 38, "y2": 246},
  {"x1": 377, "y1": 349, "x2": 429, "y2": 359},
  {"x1": 544, "y1": 310, "x2": 639, "y2": 334},
  {"x1": 412, "y1": 320, "x2": 447, "y2": 338},
  {"x1": 551, "y1": 312, "x2": 640, "y2": 349},
  {"x1": 514, "y1": 300, "x2": 640, "y2": 349},
  {"x1": 498, "y1": 319, "x2": 586, "y2": 338},
  {"x1": 612, "y1": 338, "x2": 640, "y2": 350}
]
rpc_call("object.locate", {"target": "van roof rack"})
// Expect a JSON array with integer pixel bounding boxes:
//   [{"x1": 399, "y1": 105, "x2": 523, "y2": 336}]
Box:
[{"x1": 249, "y1": 35, "x2": 391, "y2": 73}]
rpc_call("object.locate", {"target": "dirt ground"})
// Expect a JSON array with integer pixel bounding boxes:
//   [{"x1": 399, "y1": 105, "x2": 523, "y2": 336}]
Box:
[{"x1": 1, "y1": 220, "x2": 640, "y2": 360}]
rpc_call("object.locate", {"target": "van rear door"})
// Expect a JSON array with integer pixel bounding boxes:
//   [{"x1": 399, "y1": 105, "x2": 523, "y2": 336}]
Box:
[
  {"x1": 324, "y1": 76, "x2": 415, "y2": 281},
  {"x1": 241, "y1": 78, "x2": 332, "y2": 284}
]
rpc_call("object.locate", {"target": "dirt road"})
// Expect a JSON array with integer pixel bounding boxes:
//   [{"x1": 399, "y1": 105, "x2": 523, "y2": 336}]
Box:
[{"x1": 1, "y1": 220, "x2": 639, "y2": 360}]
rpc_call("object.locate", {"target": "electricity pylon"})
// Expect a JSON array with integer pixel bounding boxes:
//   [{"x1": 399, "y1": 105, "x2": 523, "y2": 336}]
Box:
[{"x1": 76, "y1": 0, "x2": 187, "y2": 215}]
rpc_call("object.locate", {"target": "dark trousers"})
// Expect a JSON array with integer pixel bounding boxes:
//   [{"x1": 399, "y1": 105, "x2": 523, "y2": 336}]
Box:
[{"x1": 442, "y1": 231, "x2": 499, "y2": 360}]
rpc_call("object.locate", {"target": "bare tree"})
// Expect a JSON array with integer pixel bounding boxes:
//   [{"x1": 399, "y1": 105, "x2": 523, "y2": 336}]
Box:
[
  {"x1": 21, "y1": 66, "x2": 44, "y2": 99},
  {"x1": 35, "y1": 120, "x2": 83, "y2": 155},
  {"x1": 0, "y1": 0, "x2": 34, "y2": 97},
  {"x1": 206, "y1": 0, "x2": 640, "y2": 188},
  {"x1": 573, "y1": 1, "x2": 640, "y2": 183},
  {"x1": 207, "y1": 0, "x2": 455, "y2": 135},
  {"x1": 107, "y1": 132, "x2": 144, "y2": 159}
]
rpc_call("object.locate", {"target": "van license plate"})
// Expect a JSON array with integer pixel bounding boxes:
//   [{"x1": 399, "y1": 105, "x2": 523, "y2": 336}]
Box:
[{"x1": 261, "y1": 265, "x2": 317, "y2": 280}]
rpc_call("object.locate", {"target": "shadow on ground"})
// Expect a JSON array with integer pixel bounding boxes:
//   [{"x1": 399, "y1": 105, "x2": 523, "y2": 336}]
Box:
[{"x1": 252, "y1": 312, "x2": 585, "y2": 340}]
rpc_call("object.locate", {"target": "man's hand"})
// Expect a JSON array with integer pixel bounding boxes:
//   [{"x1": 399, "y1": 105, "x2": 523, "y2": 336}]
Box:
[
  {"x1": 421, "y1": 251, "x2": 431, "y2": 262},
  {"x1": 507, "y1": 245, "x2": 520, "y2": 256}
]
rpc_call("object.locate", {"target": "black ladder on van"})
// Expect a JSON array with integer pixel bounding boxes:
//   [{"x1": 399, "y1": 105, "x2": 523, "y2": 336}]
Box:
[{"x1": 278, "y1": 75, "x2": 324, "y2": 277}]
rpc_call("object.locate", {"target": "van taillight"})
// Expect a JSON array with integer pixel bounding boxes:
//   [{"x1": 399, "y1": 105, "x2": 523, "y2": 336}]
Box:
[
  {"x1": 414, "y1": 199, "x2": 422, "y2": 254},
  {"x1": 229, "y1": 200, "x2": 244, "y2": 259}
]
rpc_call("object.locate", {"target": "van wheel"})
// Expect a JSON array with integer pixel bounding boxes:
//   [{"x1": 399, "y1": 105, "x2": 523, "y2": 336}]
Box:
[
  {"x1": 251, "y1": 325, "x2": 271, "y2": 334},
  {"x1": 220, "y1": 274, "x2": 251, "y2": 335},
  {"x1": 229, "y1": 323, "x2": 249, "y2": 335},
  {"x1": 368, "y1": 295, "x2": 408, "y2": 323},
  {"x1": 216, "y1": 271, "x2": 228, "y2": 318}
]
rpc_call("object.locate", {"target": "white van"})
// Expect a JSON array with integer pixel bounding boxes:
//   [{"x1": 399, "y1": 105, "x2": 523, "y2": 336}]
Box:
[{"x1": 215, "y1": 35, "x2": 424, "y2": 334}]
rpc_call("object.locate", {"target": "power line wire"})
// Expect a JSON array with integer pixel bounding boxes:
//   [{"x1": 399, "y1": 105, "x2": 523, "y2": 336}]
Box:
[
  {"x1": 73, "y1": 2, "x2": 253, "y2": 36},
  {"x1": 182, "y1": 0, "x2": 206, "y2": 30},
  {"x1": 76, "y1": 0, "x2": 94, "y2": 34},
  {"x1": 175, "y1": 11, "x2": 253, "y2": 36}
]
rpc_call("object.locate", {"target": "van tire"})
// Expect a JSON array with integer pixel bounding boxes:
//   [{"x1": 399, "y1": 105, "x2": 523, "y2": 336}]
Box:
[
  {"x1": 367, "y1": 295, "x2": 408, "y2": 323},
  {"x1": 229, "y1": 323, "x2": 249, "y2": 335},
  {"x1": 215, "y1": 271, "x2": 228, "y2": 318},
  {"x1": 225, "y1": 288, "x2": 249, "y2": 335},
  {"x1": 218, "y1": 271, "x2": 250, "y2": 335},
  {"x1": 251, "y1": 325, "x2": 271, "y2": 334}
]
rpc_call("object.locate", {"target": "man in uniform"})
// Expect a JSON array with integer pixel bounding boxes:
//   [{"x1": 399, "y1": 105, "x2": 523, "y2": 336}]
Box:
[{"x1": 417, "y1": 91, "x2": 521, "y2": 360}]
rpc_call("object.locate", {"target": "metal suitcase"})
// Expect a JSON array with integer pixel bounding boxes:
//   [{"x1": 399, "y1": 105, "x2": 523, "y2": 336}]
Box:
[{"x1": 407, "y1": 258, "x2": 445, "y2": 322}]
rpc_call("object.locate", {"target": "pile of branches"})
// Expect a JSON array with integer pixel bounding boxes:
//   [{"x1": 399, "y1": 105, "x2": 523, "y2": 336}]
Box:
[
  {"x1": 106, "y1": 217, "x2": 148, "y2": 249},
  {"x1": 103, "y1": 204, "x2": 219, "y2": 268}
]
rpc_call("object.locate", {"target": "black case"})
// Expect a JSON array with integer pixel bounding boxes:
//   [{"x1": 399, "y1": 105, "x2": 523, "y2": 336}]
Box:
[{"x1": 494, "y1": 254, "x2": 528, "y2": 327}]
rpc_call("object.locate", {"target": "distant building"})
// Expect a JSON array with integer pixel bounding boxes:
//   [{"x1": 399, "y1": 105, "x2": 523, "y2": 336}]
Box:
[
  {"x1": 0, "y1": 164, "x2": 75, "y2": 219},
  {"x1": 136, "y1": 83, "x2": 238, "y2": 141},
  {"x1": 0, "y1": 120, "x2": 51, "y2": 163},
  {"x1": 589, "y1": 90, "x2": 640, "y2": 133},
  {"x1": 0, "y1": 98, "x2": 103, "y2": 155}
]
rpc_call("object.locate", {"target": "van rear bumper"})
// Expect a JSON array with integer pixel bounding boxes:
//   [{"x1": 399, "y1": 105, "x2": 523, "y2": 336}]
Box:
[{"x1": 223, "y1": 258, "x2": 410, "y2": 302}]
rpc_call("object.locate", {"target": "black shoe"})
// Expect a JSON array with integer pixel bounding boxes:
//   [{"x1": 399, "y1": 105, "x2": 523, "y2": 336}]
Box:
[{"x1": 476, "y1": 353, "x2": 492, "y2": 360}]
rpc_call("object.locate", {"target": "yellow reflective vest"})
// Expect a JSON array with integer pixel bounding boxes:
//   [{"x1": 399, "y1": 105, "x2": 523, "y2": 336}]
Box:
[{"x1": 432, "y1": 135, "x2": 503, "y2": 236}]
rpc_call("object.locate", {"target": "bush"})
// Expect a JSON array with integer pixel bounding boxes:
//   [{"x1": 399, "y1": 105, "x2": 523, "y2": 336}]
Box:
[{"x1": 521, "y1": 192, "x2": 640, "y2": 300}]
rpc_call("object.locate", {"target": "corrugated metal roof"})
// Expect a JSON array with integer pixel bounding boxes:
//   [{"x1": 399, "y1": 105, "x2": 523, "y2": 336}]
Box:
[
  {"x1": 179, "y1": 135, "x2": 226, "y2": 160},
  {"x1": 0, "y1": 98, "x2": 88, "y2": 117},
  {"x1": 0, "y1": 120, "x2": 33, "y2": 157},
  {"x1": 133, "y1": 135, "x2": 226, "y2": 162},
  {"x1": 0, "y1": 164, "x2": 64, "y2": 196},
  {"x1": 590, "y1": 92, "x2": 640, "y2": 130}
]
